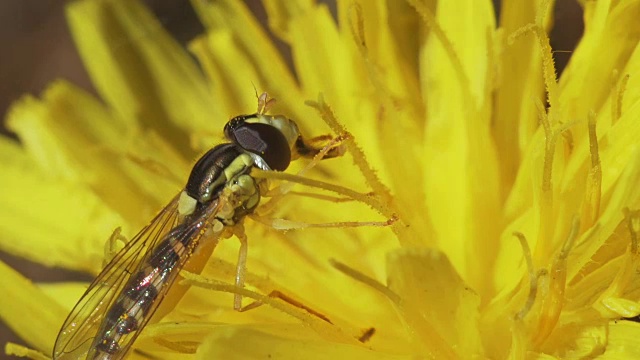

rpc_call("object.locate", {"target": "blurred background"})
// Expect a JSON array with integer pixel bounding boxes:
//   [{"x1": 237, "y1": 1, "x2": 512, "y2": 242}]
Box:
[{"x1": 0, "y1": 0, "x2": 582, "y2": 354}]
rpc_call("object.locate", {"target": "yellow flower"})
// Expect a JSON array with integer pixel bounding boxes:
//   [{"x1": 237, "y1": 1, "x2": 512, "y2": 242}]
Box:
[{"x1": 3, "y1": 0, "x2": 640, "y2": 358}]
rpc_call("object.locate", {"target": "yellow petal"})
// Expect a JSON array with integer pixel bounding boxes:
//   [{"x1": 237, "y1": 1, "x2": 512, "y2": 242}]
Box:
[
  {"x1": 0, "y1": 136, "x2": 121, "y2": 272},
  {"x1": 66, "y1": 0, "x2": 213, "y2": 156},
  {"x1": 599, "y1": 320, "x2": 640, "y2": 358},
  {"x1": 195, "y1": 325, "x2": 411, "y2": 360},
  {"x1": 0, "y1": 260, "x2": 67, "y2": 355},
  {"x1": 387, "y1": 248, "x2": 483, "y2": 358},
  {"x1": 559, "y1": 0, "x2": 640, "y2": 137},
  {"x1": 6, "y1": 80, "x2": 184, "y2": 227},
  {"x1": 494, "y1": 0, "x2": 546, "y2": 188},
  {"x1": 419, "y1": 0, "x2": 501, "y2": 298},
  {"x1": 190, "y1": 0, "x2": 306, "y2": 121}
]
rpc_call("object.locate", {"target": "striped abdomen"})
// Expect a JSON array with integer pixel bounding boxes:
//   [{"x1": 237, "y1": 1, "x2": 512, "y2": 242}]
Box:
[{"x1": 89, "y1": 221, "x2": 201, "y2": 359}]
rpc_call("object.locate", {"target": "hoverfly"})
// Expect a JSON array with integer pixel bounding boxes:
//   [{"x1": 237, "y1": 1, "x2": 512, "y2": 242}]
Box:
[{"x1": 53, "y1": 93, "x2": 343, "y2": 360}]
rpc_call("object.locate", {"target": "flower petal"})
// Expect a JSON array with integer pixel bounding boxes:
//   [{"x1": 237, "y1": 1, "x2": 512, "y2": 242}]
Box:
[
  {"x1": 386, "y1": 248, "x2": 483, "y2": 357},
  {"x1": 65, "y1": 0, "x2": 213, "y2": 156},
  {"x1": 493, "y1": 0, "x2": 546, "y2": 188},
  {"x1": 559, "y1": 1, "x2": 640, "y2": 135},
  {"x1": 599, "y1": 320, "x2": 640, "y2": 358},
  {"x1": 195, "y1": 325, "x2": 411, "y2": 360},
  {"x1": 0, "y1": 136, "x2": 121, "y2": 272},
  {"x1": 0, "y1": 260, "x2": 67, "y2": 355},
  {"x1": 190, "y1": 0, "x2": 306, "y2": 121},
  {"x1": 6, "y1": 80, "x2": 185, "y2": 228},
  {"x1": 419, "y1": 0, "x2": 501, "y2": 297}
]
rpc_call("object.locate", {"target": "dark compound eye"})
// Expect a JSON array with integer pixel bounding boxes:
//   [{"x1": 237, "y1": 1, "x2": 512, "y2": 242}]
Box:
[{"x1": 224, "y1": 115, "x2": 291, "y2": 171}]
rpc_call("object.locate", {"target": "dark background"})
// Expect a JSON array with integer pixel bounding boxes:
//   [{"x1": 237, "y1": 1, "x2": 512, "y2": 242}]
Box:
[{"x1": 0, "y1": 0, "x2": 582, "y2": 354}]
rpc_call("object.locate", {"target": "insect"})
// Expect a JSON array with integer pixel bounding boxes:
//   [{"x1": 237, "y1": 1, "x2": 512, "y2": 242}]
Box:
[{"x1": 53, "y1": 93, "x2": 344, "y2": 360}]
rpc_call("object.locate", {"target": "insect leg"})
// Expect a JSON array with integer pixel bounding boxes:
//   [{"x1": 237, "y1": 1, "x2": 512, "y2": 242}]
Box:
[
  {"x1": 238, "y1": 290, "x2": 332, "y2": 324},
  {"x1": 233, "y1": 225, "x2": 249, "y2": 311},
  {"x1": 293, "y1": 133, "x2": 347, "y2": 161},
  {"x1": 103, "y1": 227, "x2": 129, "y2": 267},
  {"x1": 257, "y1": 134, "x2": 350, "y2": 216}
]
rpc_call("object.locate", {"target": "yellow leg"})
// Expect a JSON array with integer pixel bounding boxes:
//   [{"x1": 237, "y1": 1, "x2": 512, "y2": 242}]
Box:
[
  {"x1": 233, "y1": 225, "x2": 249, "y2": 311},
  {"x1": 103, "y1": 227, "x2": 128, "y2": 267},
  {"x1": 238, "y1": 289, "x2": 333, "y2": 324}
]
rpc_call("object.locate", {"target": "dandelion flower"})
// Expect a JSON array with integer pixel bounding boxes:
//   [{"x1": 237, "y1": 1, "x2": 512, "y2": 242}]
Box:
[{"x1": 3, "y1": 0, "x2": 640, "y2": 359}]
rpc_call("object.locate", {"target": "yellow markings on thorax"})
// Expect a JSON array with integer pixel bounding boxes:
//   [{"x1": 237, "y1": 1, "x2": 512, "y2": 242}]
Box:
[
  {"x1": 223, "y1": 153, "x2": 253, "y2": 180},
  {"x1": 178, "y1": 191, "x2": 197, "y2": 216}
]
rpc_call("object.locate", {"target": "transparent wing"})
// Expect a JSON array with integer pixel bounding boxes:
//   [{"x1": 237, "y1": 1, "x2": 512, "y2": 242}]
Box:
[{"x1": 53, "y1": 195, "x2": 220, "y2": 359}]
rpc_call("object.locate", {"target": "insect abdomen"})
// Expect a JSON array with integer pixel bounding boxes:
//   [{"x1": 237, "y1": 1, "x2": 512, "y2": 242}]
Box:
[{"x1": 90, "y1": 223, "x2": 201, "y2": 358}]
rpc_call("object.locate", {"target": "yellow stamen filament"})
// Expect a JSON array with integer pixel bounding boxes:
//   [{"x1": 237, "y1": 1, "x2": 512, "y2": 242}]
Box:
[
  {"x1": 305, "y1": 96, "x2": 414, "y2": 246},
  {"x1": 346, "y1": 3, "x2": 393, "y2": 106},
  {"x1": 535, "y1": 99, "x2": 556, "y2": 261},
  {"x1": 627, "y1": 209, "x2": 640, "y2": 254},
  {"x1": 152, "y1": 338, "x2": 197, "y2": 354},
  {"x1": 580, "y1": 111, "x2": 602, "y2": 231},
  {"x1": 329, "y1": 259, "x2": 400, "y2": 303},
  {"x1": 124, "y1": 152, "x2": 184, "y2": 186},
  {"x1": 250, "y1": 214, "x2": 395, "y2": 231},
  {"x1": 507, "y1": 320, "x2": 527, "y2": 360},
  {"x1": 611, "y1": 71, "x2": 630, "y2": 125},
  {"x1": 405, "y1": 0, "x2": 473, "y2": 110},
  {"x1": 509, "y1": 0, "x2": 559, "y2": 123},
  {"x1": 532, "y1": 217, "x2": 579, "y2": 347},
  {"x1": 513, "y1": 232, "x2": 537, "y2": 321},
  {"x1": 4, "y1": 343, "x2": 49, "y2": 360},
  {"x1": 285, "y1": 190, "x2": 362, "y2": 203},
  {"x1": 595, "y1": 210, "x2": 640, "y2": 317},
  {"x1": 305, "y1": 97, "x2": 391, "y2": 204},
  {"x1": 348, "y1": 3, "x2": 366, "y2": 50}
]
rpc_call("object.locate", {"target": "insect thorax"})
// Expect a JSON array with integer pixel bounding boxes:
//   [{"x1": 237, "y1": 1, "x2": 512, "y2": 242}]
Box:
[{"x1": 180, "y1": 144, "x2": 261, "y2": 226}]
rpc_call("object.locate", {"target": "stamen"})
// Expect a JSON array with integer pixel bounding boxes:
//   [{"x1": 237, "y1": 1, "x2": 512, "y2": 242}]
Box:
[
  {"x1": 152, "y1": 338, "x2": 196, "y2": 354},
  {"x1": 589, "y1": 210, "x2": 640, "y2": 319},
  {"x1": 534, "y1": 99, "x2": 556, "y2": 259},
  {"x1": 124, "y1": 153, "x2": 184, "y2": 186},
  {"x1": 513, "y1": 232, "x2": 537, "y2": 321},
  {"x1": 580, "y1": 110, "x2": 602, "y2": 231},
  {"x1": 285, "y1": 190, "x2": 365, "y2": 203},
  {"x1": 532, "y1": 217, "x2": 579, "y2": 347},
  {"x1": 250, "y1": 215, "x2": 395, "y2": 231},
  {"x1": 508, "y1": 0, "x2": 559, "y2": 125},
  {"x1": 305, "y1": 97, "x2": 391, "y2": 203},
  {"x1": 329, "y1": 259, "x2": 400, "y2": 304},
  {"x1": 348, "y1": 3, "x2": 366, "y2": 50},
  {"x1": 405, "y1": 0, "x2": 474, "y2": 109},
  {"x1": 4, "y1": 343, "x2": 49, "y2": 360},
  {"x1": 346, "y1": 3, "x2": 394, "y2": 105},
  {"x1": 536, "y1": 99, "x2": 553, "y2": 194},
  {"x1": 625, "y1": 208, "x2": 640, "y2": 255},
  {"x1": 305, "y1": 96, "x2": 414, "y2": 246},
  {"x1": 611, "y1": 72, "x2": 630, "y2": 124}
]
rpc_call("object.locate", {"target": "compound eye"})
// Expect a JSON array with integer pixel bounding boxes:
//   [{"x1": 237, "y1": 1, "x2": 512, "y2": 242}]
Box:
[{"x1": 225, "y1": 116, "x2": 291, "y2": 171}]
